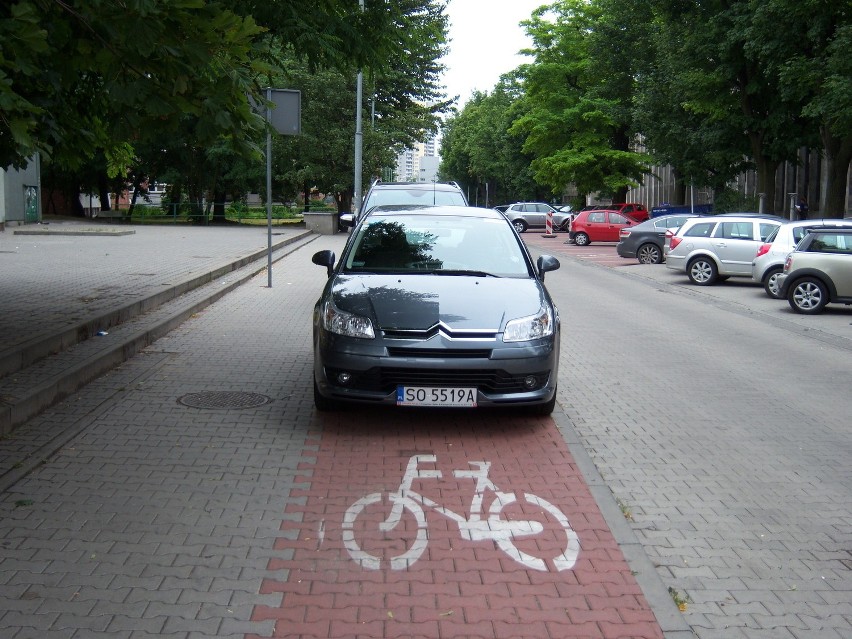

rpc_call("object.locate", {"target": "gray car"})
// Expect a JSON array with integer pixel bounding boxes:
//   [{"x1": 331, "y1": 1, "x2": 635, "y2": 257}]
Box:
[
  {"x1": 358, "y1": 180, "x2": 468, "y2": 221},
  {"x1": 503, "y1": 202, "x2": 572, "y2": 233},
  {"x1": 665, "y1": 214, "x2": 784, "y2": 285},
  {"x1": 311, "y1": 206, "x2": 561, "y2": 414},
  {"x1": 751, "y1": 219, "x2": 852, "y2": 298},
  {"x1": 616, "y1": 214, "x2": 697, "y2": 264},
  {"x1": 776, "y1": 228, "x2": 852, "y2": 314}
]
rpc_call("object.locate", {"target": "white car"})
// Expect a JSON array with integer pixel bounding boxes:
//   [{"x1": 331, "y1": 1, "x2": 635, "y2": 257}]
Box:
[
  {"x1": 666, "y1": 214, "x2": 784, "y2": 285},
  {"x1": 751, "y1": 219, "x2": 852, "y2": 297}
]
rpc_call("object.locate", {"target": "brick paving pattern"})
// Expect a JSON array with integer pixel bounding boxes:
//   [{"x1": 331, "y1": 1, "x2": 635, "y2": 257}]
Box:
[{"x1": 252, "y1": 411, "x2": 664, "y2": 639}]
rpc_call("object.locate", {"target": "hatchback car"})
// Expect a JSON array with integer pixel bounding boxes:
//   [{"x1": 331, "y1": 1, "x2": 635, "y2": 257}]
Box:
[
  {"x1": 503, "y1": 202, "x2": 572, "y2": 233},
  {"x1": 311, "y1": 206, "x2": 561, "y2": 414},
  {"x1": 616, "y1": 214, "x2": 697, "y2": 264},
  {"x1": 358, "y1": 181, "x2": 468, "y2": 221},
  {"x1": 665, "y1": 214, "x2": 784, "y2": 285},
  {"x1": 776, "y1": 228, "x2": 852, "y2": 314},
  {"x1": 751, "y1": 219, "x2": 852, "y2": 298},
  {"x1": 568, "y1": 209, "x2": 638, "y2": 246}
]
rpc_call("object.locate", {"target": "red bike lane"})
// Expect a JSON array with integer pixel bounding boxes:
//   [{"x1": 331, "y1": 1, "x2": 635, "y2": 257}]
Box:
[{"x1": 250, "y1": 409, "x2": 664, "y2": 639}]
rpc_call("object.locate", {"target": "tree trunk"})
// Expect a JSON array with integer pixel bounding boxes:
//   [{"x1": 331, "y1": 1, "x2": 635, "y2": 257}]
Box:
[
  {"x1": 821, "y1": 128, "x2": 852, "y2": 218},
  {"x1": 754, "y1": 155, "x2": 779, "y2": 215},
  {"x1": 211, "y1": 190, "x2": 227, "y2": 223}
]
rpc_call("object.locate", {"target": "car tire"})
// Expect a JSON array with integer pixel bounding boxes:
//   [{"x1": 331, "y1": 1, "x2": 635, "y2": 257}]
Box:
[
  {"x1": 788, "y1": 276, "x2": 828, "y2": 314},
  {"x1": 512, "y1": 219, "x2": 528, "y2": 233},
  {"x1": 763, "y1": 267, "x2": 784, "y2": 298},
  {"x1": 687, "y1": 256, "x2": 718, "y2": 285},
  {"x1": 528, "y1": 389, "x2": 557, "y2": 416},
  {"x1": 574, "y1": 232, "x2": 590, "y2": 246},
  {"x1": 314, "y1": 379, "x2": 340, "y2": 411},
  {"x1": 637, "y1": 243, "x2": 662, "y2": 264}
]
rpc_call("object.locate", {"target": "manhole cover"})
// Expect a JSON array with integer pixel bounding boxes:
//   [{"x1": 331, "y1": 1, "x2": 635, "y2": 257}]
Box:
[{"x1": 177, "y1": 391, "x2": 272, "y2": 410}]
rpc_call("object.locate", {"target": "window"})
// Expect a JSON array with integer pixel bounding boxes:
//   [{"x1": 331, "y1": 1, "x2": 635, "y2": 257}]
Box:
[
  {"x1": 587, "y1": 212, "x2": 606, "y2": 223},
  {"x1": 758, "y1": 223, "x2": 780, "y2": 241},
  {"x1": 714, "y1": 222, "x2": 753, "y2": 240},
  {"x1": 609, "y1": 212, "x2": 630, "y2": 224},
  {"x1": 809, "y1": 233, "x2": 852, "y2": 254},
  {"x1": 684, "y1": 222, "x2": 715, "y2": 238}
]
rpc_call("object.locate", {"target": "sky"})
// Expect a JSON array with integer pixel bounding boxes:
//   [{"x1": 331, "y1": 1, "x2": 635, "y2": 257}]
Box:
[{"x1": 439, "y1": 0, "x2": 545, "y2": 109}]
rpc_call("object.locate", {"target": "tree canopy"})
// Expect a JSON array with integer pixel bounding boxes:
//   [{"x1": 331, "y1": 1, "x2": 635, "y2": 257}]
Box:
[{"x1": 439, "y1": 0, "x2": 851, "y2": 214}]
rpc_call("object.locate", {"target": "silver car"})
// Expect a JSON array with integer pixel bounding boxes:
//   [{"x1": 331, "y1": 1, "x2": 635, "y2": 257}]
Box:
[
  {"x1": 776, "y1": 228, "x2": 852, "y2": 314},
  {"x1": 503, "y1": 202, "x2": 572, "y2": 233},
  {"x1": 311, "y1": 206, "x2": 561, "y2": 414},
  {"x1": 665, "y1": 214, "x2": 784, "y2": 285},
  {"x1": 751, "y1": 219, "x2": 852, "y2": 297}
]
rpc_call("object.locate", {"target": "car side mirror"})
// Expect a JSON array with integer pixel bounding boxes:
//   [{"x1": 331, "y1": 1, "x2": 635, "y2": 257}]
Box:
[
  {"x1": 312, "y1": 250, "x2": 336, "y2": 277},
  {"x1": 339, "y1": 213, "x2": 355, "y2": 229},
  {"x1": 536, "y1": 254, "x2": 560, "y2": 281}
]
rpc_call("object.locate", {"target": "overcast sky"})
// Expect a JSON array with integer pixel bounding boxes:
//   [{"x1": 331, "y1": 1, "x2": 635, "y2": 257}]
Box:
[{"x1": 439, "y1": 0, "x2": 545, "y2": 109}]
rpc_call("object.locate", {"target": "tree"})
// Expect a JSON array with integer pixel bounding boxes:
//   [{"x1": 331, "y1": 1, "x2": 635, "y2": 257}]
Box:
[
  {"x1": 439, "y1": 80, "x2": 541, "y2": 205},
  {"x1": 510, "y1": 0, "x2": 651, "y2": 202}
]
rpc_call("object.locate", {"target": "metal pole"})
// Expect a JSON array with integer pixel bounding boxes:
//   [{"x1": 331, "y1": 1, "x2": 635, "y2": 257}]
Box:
[
  {"x1": 266, "y1": 87, "x2": 273, "y2": 288},
  {"x1": 353, "y1": 0, "x2": 365, "y2": 214}
]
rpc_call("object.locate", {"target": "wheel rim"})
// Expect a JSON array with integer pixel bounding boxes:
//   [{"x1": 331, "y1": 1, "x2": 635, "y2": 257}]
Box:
[
  {"x1": 690, "y1": 260, "x2": 713, "y2": 283},
  {"x1": 638, "y1": 245, "x2": 660, "y2": 264},
  {"x1": 513, "y1": 221, "x2": 525, "y2": 233},
  {"x1": 766, "y1": 271, "x2": 781, "y2": 297},
  {"x1": 793, "y1": 281, "x2": 822, "y2": 310},
  {"x1": 575, "y1": 233, "x2": 589, "y2": 246}
]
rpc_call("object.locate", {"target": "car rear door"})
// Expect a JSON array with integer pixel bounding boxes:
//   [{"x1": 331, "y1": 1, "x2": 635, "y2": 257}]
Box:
[
  {"x1": 711, "y1": 221, "x2": 778, "y2": 275},
  {"x1": 604, "y1": 212, "x2": 632, "y2": 242}
]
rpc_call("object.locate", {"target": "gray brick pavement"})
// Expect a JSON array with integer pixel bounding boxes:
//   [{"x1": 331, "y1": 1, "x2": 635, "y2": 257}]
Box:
[{"x1": 0, "y1": 233, "x2": 342, "y2": 638}]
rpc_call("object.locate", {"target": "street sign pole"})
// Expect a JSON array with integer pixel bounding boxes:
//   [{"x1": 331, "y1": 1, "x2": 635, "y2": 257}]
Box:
[{"x1": 260, "y1": 89, "x2": 301, "y2": 287}]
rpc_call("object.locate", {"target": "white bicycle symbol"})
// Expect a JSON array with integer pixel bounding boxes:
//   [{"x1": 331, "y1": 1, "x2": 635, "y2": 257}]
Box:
[{"x1": 342, "y1": 454, "x2": 580, "y2": 572}]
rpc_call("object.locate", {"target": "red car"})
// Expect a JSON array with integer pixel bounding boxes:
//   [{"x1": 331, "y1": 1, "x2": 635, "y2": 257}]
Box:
[
  {"x1": 581, "y1": 202, "x2": 650, "y2": 222},
  {"x1": 568, "y1": 209, "x2": 638, "y2": 245}
]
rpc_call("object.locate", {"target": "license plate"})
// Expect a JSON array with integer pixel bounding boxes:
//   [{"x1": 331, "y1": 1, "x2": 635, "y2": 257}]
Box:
[{"x1": 396, "y1": 386, "x2": 477, "y2": 407}]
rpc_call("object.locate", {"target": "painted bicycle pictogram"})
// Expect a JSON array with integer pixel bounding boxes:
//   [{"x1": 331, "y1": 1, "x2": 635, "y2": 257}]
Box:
[{"x1": 342, "y1": 454, "x2": 580, "y2": 571}]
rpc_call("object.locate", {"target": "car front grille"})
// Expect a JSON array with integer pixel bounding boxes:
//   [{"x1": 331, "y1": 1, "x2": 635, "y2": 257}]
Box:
[
  {"x1": 326, "y1": 367, "x2": 550, "y2": 394},
  {"x1": 385, "y1": 347, "x2": 492, "y2": 359}
]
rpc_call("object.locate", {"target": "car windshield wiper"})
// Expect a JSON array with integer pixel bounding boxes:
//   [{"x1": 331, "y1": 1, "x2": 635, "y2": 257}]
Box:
[{"x1": 428, "y1": 269, "x2": 499, "y2": 277}]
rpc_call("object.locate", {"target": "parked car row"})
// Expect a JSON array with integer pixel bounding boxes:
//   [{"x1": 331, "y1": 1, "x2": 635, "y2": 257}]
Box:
[
  {"x1": 655, "y1": 214, "x2": 852, "y2": 315},
  {"x1": 496, "y1": 202, "x2": 650, "y2": 237}
]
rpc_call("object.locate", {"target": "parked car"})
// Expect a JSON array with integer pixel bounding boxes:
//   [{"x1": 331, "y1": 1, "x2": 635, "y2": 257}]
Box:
[
  {"x1": 665, "y1": 214, "x2": 784, "y2": 285},
  {"x1": 776, "y1": 228, "x2": 852, "y2": 314},
  {"x1": 311, "y1": 205, "x2": 561, "y2": 414},
  {"x1": 579, "y1": 202, "x2": 650, "y2": 222},
  {"x1": 617, "y1": 214, "x2": 697, "y2": 264},
  {"x1": 358, "y1": 180, "x2": 468, "y2": 221},
  {"x1": 751, "y1": 219, "x2": 852, "y2": 298},
  {"x1": 568, "y1": 209, "x2": 638, "y2": 246},
  {"x1": 503, "y1": 202, "x2": 572, "y2": 233}
]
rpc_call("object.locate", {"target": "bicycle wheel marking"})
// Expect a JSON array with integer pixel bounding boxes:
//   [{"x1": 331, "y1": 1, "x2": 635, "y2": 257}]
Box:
[{"x1": 341, "y1": 454, "x2": 580, "y2": 572}]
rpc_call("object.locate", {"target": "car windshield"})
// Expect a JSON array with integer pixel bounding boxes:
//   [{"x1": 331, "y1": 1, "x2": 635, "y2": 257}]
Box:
[
  {"x1": 343, "y1": 215, "x2": 531, "y2": 277},
  {"x1": 364, "y1": 188, "x2": 467, "y2": 210}
]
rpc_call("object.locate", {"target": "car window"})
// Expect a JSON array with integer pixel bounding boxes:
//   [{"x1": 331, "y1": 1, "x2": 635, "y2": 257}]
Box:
[
  {"x1": 808, "y1": 233, "x2": 852, "y2": 253},
  {"x1": 609, "y1": 212, "x2": 630, "y2": 224},
  {"x1": 765, "y1": 227, "x2": 781, "y2": 243},
  {"x1": 684, "y1": 222, "x2": 715, "y2": 238},
  {"x1": 534, "y1": 204, "x2": 551, "y2": 213},
  {"x1": 587, "y1": 211, "x2": 606, "y2": 223},
  {"x1": 758, "y1": 223, "x2": 780, "y2": 241},
  {"x1": 345, "y1": 216, "x2": 530, "y2": 276},
  {"x1": 714, "y1": 221, "x2": 754, "y2": 240}
]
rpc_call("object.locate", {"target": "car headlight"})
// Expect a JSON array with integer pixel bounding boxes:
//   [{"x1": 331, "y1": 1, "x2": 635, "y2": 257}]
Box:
[
  {"x1": 503, "y1": 306, "x2": 554, "y2": 342},
  {"x1": 321, "y1": 300, "x2": 375, "y2": 339}
]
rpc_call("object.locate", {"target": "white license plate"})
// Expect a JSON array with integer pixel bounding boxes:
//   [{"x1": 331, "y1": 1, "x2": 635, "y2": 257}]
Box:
[{"x1": 396, "y1": 386, "x2": 477, "y2": 407}]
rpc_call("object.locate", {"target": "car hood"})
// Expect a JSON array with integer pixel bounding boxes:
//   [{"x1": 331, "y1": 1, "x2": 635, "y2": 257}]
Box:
[{"x1": 329, "y1": 274, "x2": 547, "y2": 331}]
